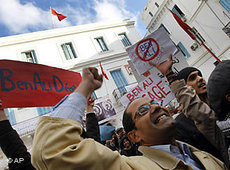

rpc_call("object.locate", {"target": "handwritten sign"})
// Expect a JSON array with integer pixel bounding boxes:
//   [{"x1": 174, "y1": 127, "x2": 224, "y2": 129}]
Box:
[
  {"x1": 126, "y1": 27, "x2": 177, "y2": 75},
  {"x1": 0, "y1": 60, "x2": 81, "y2": 108},
  {"x1": 120, "y1": 73, "x2": 175, "y2": 107}
]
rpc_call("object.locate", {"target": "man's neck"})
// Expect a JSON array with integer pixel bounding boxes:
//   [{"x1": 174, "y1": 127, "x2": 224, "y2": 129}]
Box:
[{"x1": 198, "y1": 93, "x2": 209, "y2": 105}]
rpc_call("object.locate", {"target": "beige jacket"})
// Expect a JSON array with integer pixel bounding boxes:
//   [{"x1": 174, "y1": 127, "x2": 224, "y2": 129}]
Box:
[{"x1": 31, "y1": 116, "x2": 226, "y2": 170}]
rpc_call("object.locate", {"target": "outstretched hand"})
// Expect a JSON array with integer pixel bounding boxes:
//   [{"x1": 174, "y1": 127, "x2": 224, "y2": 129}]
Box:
[
  {"x1": 150, "y1": 54, "x2": 173, "y2": 75},
  {"x1": 75, "y1": 67, "x2": 103, "y2": 99}
]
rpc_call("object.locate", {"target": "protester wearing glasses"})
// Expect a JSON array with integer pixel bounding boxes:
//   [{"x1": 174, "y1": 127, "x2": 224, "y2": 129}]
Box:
[{"x1": 31, "y1": 67, "x2": 225, "y2": 170}]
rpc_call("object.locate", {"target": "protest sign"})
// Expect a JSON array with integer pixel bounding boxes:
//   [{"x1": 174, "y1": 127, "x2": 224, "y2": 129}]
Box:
[
  {"x1": 171, "y1": 50, "x2": 189, "y2": 73},
  {"x1": 126, "y1": 27, "x2": 177, "y2": 75},
  {"x1": 93, "y1": 96, "x2": 116, "y2": 121},
  {"x1": 127, "y1": 50, "x2": 189, "y2": 83},
  {"x1": 0, "y1": 60, "x2": 81, "y2": 108},
  {"x1": 120, "y1": 73, "x2": 175, "y2": 107}
]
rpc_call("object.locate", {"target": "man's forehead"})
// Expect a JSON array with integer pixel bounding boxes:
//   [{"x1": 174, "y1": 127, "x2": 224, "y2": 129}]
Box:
[
  {"x1": 188, "y1": 70, "x2": 199, "y2": 76},
  {"x1": 126, "y1": 97, "x2": 150, "y2": 112}
]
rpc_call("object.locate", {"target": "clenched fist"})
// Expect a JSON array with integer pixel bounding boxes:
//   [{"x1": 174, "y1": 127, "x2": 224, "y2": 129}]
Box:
[{"x1": 75, "y1": 67, "x2": 103, "y2": 99}]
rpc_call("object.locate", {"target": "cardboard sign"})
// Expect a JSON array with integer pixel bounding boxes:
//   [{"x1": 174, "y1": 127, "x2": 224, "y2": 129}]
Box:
[
  {"x1": 93, "y1": 97, "x2": 116, "y2": 121},
  {"x1": 171, "y1": 50, "x2": 189, "y2": 73},
  {"x1": 0, "y1": 60, "x2": 82, "y2": 108},
  {"x1": 120, "y1": 73, "x2": 175, "y2": 107},
  {"x1": 126, "y1": 27, "x2": 177, "y2": 75}
]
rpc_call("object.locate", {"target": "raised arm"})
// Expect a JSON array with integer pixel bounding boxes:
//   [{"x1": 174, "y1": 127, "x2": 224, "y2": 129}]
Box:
[
  {"x1": 153, "y1": 55, "x2": 217, "y2": 147},
  {"x1": 50, "y1": 67, "x2": 103, "y2": 122},
  {"x1": 31, "y1": 67, "x2": 127, "y2": 170},
  {"x1": 85, "y1": 95, "x2": 101, "y2": 142},
  {"x1": 0, "y1": 101, "x2": 35, "y2": 170}
]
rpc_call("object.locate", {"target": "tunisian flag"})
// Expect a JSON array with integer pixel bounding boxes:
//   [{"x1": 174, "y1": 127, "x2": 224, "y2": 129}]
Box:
[
  {"x1": 170, "y1": 10, "x2": 221, "y2": 63},
  {"x1": 51, "y1": 8, "x2": 66, "y2": 21},
  {"x1": 99, "y1": 62, "x2": 109, "y2": 80},
  {"x1": 170, "y1": 10, "x2": 196, "y2": 40}
]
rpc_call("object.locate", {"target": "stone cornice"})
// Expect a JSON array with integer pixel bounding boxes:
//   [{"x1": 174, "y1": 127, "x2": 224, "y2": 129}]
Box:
[{"x1": 0, "y1": 19, "x2": 134, "y2": 47}]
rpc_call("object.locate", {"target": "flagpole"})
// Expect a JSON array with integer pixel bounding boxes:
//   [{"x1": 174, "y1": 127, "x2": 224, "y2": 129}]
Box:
[
  {"x1": 201, "y1": 43, "x2": 221, "y2": 63},
  {"x1": 50, "y1": 7, "x2": 55, "y2": 29}
]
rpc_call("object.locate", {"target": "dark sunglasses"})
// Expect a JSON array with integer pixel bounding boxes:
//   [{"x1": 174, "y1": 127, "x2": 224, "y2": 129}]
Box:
[{"x1": 134, "y1": 100, "x2": 159, "y2": 120}]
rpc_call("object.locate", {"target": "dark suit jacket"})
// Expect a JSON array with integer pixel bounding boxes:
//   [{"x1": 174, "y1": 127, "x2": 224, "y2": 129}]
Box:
[{"x1": 175, "y1": 113, "x2": 223, "y2": 161}]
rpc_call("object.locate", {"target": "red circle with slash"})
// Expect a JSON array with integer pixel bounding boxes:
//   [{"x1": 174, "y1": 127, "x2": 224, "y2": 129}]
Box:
[{"x1": 135, "y1": 38, "x2": 160, "y2": 61}]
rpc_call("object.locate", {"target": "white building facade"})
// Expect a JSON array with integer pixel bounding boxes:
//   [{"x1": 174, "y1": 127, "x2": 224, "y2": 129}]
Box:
[
  {"x1": 141, "y1": 0, "x2": 230, "y2": 78},
  {"x1": 0, "y1": 19, "x2": 141, "y2": 168}
]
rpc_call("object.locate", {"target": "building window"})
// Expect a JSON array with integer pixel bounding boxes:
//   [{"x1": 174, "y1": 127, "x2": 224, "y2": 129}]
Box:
[
  {"x1": 61, "y1": 42, "x2": 77, "y2": 60},
  {"x1": 118, "y1": 33, "x2": 132, "y2": 47},
  {"x1": 95, "y1": 37, "x2": 109, "y2": 52},
  {"x1": 172, "y1": 5, "x2": 185, "y2": 19},
  {"x1": 155, "y1": 2, "x2": 159, "y2": 8},
  {"x1": 223, "y1": 21, "x2": 230, "y2": 37},
  {"x1": 177, "y1": 42, "x2": 190, "y2": 58},
  {"x1": 149, "y1": 12, "x2": 153, "y2": 17},
  {"x1": 159, "y1": 24, "x2": 170, "y2": 34},
  {"x1": 5, "y1": 108, "x2": 16, "y2": 125},
  {"x1": 37, "y1": 107, "x2": 53, "y2": 116},
  {"x1": 110, "y1": 69, "x2": 128, "y2": 94},
  {"x1": 220, "y1": 0, "x2": 230, "y2": 12},
  {"x1": 21, "y1": 50, "x2": 38, "y2": 63}
]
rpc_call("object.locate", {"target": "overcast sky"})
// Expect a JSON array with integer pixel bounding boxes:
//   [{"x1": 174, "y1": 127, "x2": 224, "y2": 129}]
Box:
[{"x1": 0, "y1": 0, "x2": 148, "y2": 38}]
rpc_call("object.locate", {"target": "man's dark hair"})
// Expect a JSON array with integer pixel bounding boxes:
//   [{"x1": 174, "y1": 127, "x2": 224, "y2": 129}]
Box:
[
  {"x1": 122, "y1": 109, "x2": 135, "y2": 134},
  {"x1": 122, "y1": 100, "x2": 137, "y2": 134}
]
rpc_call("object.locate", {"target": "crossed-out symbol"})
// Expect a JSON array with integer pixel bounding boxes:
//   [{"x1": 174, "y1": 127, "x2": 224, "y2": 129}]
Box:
[{"x1": 135, "y1": 38, "x2": 160, "y2": 62}]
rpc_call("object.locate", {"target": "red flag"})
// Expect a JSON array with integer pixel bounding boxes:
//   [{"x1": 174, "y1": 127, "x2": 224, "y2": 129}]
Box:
[
  {"x1": 170, "y1": 10, "x2": 221, "y2": 63},
  {"x1": 170, "y1": 10, "x2": 196, "y2": 40},
  {"x1": 99, "y1": 62, "x2": 109, "y2": 80},
  {"x1": 51, "y1": 8, "x2": 66, "y2": 21}
]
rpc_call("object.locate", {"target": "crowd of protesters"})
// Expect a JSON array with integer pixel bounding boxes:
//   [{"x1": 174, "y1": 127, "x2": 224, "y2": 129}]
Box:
[
  {"x1": 104, "y1": 127, "x2": 140, "y2": 156},
  {"x1": 0, "y1": 59, "x2": 229, "y2": 169}
]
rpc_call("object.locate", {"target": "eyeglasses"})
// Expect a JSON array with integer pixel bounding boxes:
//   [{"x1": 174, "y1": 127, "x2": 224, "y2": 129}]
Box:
[{"x1": 134, "y1": 100, "x2": 159, "y2": 120}]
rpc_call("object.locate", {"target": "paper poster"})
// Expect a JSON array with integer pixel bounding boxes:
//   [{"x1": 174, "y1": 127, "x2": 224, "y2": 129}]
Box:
[
  {"x1": 126, "y1": 27, "x2": 177, "y2": 75},
  {"x1": 120, "y1": 73, "x2": 175, "y2": 107},
  {"x1": 93, "y1": 96, "x2": 116, "y2": 121}
]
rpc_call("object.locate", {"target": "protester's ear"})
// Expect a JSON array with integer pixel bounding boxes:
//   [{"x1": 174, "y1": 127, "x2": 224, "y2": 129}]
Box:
[
  {"x1": 226, "y1": 94, "x2": 230, "y2": 102},
  {"x1": 127, "y1": 130, "x2": 141, "y2": 144}
]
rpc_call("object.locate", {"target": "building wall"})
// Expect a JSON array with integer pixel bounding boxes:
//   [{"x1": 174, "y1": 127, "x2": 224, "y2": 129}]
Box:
[
  {"x1": 0, "y1": 19, "x2": 141, "y2": 125},
  {"x1": 141, "y1": 0, "x2": 230, "y2": 79}
]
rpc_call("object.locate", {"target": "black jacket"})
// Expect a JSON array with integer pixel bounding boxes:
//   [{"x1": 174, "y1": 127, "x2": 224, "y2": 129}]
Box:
[
  {"x1": 0, "y1": 120, "x2": 35, "y2": 170},
  {"x1": 175, "y1": 113, "x2": 223, "y2": 161}
]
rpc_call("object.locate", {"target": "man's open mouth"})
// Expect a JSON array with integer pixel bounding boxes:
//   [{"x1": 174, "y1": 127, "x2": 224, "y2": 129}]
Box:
[
  {"x1": 198, "y1": 83, "x2": 206, "y2": 88},
  {"x1": 154, "y1": 113, "x2": 169, "y2": 124}
]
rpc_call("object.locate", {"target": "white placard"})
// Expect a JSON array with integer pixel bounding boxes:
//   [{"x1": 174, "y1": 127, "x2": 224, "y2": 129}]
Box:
[
  {"x1": 120, "y1": 73, "x2": 175, "y2": 107},
  {"x1": 126, "y1": 27, "x2": 177, "y2": 75}
]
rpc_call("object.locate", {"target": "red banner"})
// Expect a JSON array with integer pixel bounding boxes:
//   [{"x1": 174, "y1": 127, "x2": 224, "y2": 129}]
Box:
[{"x1": 0, "y1": 60, "x2": 82, "y2": 108}]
